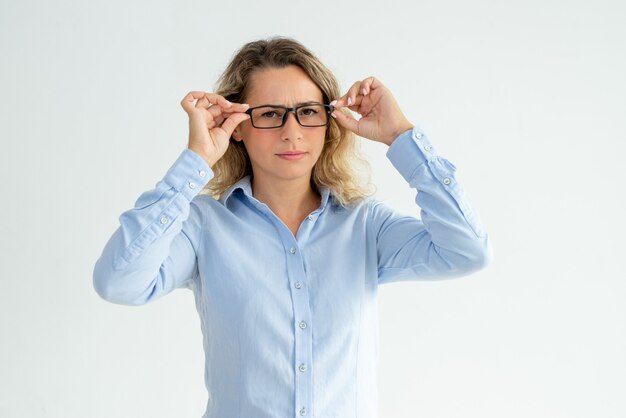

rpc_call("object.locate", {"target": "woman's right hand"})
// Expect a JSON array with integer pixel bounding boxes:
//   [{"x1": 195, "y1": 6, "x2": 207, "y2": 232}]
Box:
[{"x1": 180, "y1": 91, "x2": 250, "y2": 167}]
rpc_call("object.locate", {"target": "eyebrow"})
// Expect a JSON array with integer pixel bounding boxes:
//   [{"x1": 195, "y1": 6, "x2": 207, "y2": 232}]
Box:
[{"x1": 262, "y1": 101, "x2": 324, "y2": 107}]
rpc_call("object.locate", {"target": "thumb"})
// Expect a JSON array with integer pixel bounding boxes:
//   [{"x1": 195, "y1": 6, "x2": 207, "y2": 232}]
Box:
[
  {"x1": 220, "y1": 112, "x2": 250, "y2": 137},
  {"x1": 332, "y1": 108, "x2": 360, "y2": 135}
]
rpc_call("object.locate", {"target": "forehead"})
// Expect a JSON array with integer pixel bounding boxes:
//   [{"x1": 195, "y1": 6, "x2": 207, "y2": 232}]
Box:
[{"x1": 246, "y1": 65, "x2": 323, "y2": 105}]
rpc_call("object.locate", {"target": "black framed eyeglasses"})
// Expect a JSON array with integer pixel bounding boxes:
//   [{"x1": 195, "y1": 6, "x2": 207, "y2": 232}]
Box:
[{"x1": 244, "y1": 103, "x2": 335, "y2": 129}]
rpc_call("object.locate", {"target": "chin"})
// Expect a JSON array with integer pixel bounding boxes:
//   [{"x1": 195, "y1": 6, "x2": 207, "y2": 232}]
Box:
[
  {"x1": 251, "y1": 156, "x2": 319, "y2": 181},
  {"x1": 271, "y1": 166, "x2": 314, "y2": 181}
]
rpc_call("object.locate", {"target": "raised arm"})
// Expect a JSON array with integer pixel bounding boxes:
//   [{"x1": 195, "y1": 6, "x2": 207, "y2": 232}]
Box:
[
  {"x1": 330, "y1": 77, "x2": 491, "y2": 284},
  {"x1": 93, "y1": 91, "x2": 250, "y2": 305},
  {"x1": 370, "y1": 127, "x2": 492, "y2": 284},
  {"x1": 93, "y1": 149, "x2": 213, "y2": 305}
]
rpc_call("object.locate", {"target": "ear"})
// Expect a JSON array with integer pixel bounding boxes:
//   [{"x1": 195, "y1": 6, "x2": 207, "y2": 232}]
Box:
[{"x1": 232, "y1": 126, "x2": 243, "y2": 142}]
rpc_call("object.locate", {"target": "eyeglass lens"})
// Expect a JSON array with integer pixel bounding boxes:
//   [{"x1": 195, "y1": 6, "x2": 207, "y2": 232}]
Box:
[{"x1": 250, "y1": 105, "x2": 329, "y2": 128}]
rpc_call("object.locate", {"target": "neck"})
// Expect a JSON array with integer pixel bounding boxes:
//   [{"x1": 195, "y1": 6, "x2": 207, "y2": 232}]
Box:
[{"x1": 251, "y1": 173, "x2": 320, "y2": 217}]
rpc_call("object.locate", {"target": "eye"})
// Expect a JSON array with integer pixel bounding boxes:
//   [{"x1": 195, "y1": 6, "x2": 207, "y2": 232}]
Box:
[
  {"x1": 261, "y1": 110, "x2": 280, "y2": 118},
  {"x1": 298, "y1": 107, "x2": 319, "y2": 116}
]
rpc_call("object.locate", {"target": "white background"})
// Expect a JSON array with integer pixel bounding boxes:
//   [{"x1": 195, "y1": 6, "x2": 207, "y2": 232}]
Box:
[{"x1": 1, "y1": 0, "x2": 625, "y2": 417}]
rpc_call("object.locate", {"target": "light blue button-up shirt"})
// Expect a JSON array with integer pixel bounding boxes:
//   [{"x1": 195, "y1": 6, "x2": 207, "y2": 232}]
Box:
[{"x1": 93, "y1": 126, "x2": 492, "y2": 418}]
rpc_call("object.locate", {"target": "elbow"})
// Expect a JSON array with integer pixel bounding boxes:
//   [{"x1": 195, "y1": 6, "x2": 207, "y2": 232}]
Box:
[
  {"x1": 92, "y1": 265, "x2": 129, "y2": 305},
  {"x1": 92, "y1": 259, "x2": 113, "y2": 301},
  {"x1": 92, "y1": 259, "x2": 153, "y2": 306},
  {"x1": 93, "y1": 273, "x2": 126, "y2": 305},
  {"x1": 436, "y1": 234, "x2": 493, "y2": 278},
  {"x1": 461, "y1": 234, "x2": 493, "y2": 274}
]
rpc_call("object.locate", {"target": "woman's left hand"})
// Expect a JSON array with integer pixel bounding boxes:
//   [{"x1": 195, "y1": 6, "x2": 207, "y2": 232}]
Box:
[{"x1": 330, "y1": 76, "x2": 414, "y2": 146}]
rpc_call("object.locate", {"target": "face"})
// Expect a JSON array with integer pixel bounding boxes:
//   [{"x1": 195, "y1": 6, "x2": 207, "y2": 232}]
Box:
[{"x1": 232, "y1": 65, "x2": 328, "y2": 184}]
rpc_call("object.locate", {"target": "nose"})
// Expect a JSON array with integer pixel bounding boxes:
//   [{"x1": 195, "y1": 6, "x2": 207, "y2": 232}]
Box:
[{"x1": 281, "y1": 110, "x2": 302, "y2": 141}]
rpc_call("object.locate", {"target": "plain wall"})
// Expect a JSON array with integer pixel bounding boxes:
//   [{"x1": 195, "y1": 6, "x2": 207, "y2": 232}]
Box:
[{"x1": 1, "y1": 0, "x2": 624, "y2": 417}]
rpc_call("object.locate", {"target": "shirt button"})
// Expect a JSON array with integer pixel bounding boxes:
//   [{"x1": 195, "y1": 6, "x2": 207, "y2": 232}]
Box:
[
  {"x1": 290, "y1": 247, "x2": 296, "y2": 254},
  {"x1": 443, "y1": 177, "x2": 451, "y2": 185},
  {"x1": 307, "y1": 214, "x2": 314, "y2": 220},
  {"x1": 300, "y1": 407, "x2": 307, "y2": 416},
  {"x1": 159, "y1": 216, "x2": 168, "y2": 224},
  {"x1": 188, "y1": 181, "x2": 196, "y2": 189},
  {"x1": 424, "y1": 145, "x2": 431, "y2": 152},
  {"x1": 294, "y1": 281, "x2": 302, "y2": 289},
  {"x1": 198, "y1": 170, "x2": 206, "y2": 177},
  {"x1": 299, "y1": 363, "x2": 307, "y2": 372},
  {"x1": 299, "y1": 321, "x2": 307, "y2": 329},
  {"x1": 415, "y1": 132, "x2": 423, "y2": 140}
]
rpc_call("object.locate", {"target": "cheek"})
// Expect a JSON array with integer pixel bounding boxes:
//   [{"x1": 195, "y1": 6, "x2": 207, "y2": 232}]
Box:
[
  {"x1": 315, "y1": 132, "x2": 328, "y2": 153},
  {"x1": 311, "y1": 140, "x2": 326, "y2": 162},
  {"x1": 243, "y1": 137, "x2": 273, "y2": 160}
]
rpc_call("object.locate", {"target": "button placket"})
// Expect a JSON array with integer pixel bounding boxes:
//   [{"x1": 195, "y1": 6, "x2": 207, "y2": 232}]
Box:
[{"x1": 285, "y1": 240, "x2": 313, "y2": 418}]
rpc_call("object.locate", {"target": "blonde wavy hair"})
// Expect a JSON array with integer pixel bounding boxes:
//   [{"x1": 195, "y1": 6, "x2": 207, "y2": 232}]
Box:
[{"x1": 202, "y1": 36, "x2": 375, "y2": 207}]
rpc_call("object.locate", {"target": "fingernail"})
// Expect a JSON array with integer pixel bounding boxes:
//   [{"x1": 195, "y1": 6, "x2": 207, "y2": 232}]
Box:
[
  {"x1": 241, "y1": 103, "x2": 250, "y2": 107},
  {"x1": 331, "y1": 112, "x2": 337, "y2": 119},
  {"x1": 362, "y1": 88, "x2": 367, "y2": 96},
  {"x1": 347, "y1": 97, "x2": 353, "y2": 105},
  {"x1": 329, "y1": 99, "x2": 337, "y2": 106}
]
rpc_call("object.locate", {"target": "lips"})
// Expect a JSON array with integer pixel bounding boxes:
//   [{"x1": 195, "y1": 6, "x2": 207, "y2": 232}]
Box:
[
  {"x1": 276, "y1": 151, "x2": 306, "y2": 160},
  {"x1": 277, "y1": 151, "x2": 305, "y2": 156}
]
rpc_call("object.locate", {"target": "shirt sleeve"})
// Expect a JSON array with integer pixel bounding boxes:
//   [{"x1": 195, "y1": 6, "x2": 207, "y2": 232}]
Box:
[
  {"x1": 93, "y1": 149, "x2": 214, "y2": 305},
  {"x1": 370, "y1": 126, "x2": 493, "y2": 284}
]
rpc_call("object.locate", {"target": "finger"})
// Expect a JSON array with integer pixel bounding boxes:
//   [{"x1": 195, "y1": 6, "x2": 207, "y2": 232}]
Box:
[
  {"x1": 212, "y1": 114, "x2": 226, "y2": 128},
  {"x1": 335, "y1": 81, "x2": 365, "y2": 108},
  {"x1": 361, "y1": 76, "x2": 380, "y2": 95},
  {"x1": 181, "y1": 91, "x2": 224, "y2": 112},
  {"x1": 202, "y1": 99, "x2": 249, "y2": 114},
  {"x1": 219, "y1": 112, "x2": 251, "y2": 137},
  {"x1": 196, "y1": 101, "x2": 224, "y2": 129},
  {"x1": 195, "y1": 95, "x2": 211, "y2": 109},
  {"x1": 205, "y1": 107, "x2": 223, "y2": 129},
  {"x1": 210, "y1": 104, "x2": 251, "y2": 121},
  {"x1": 331, "y1": 108, "x2": 360, "y2": 134},
  {"x1": 181, "y1": 91, "x2": 209, "y2": 113},
  {"x1": 212, "y1": 107, "x2": 248, "y2": 128},
  {"x1": 228, "y1": 102, "x2": 250, "y2": 111},
  {"x1": 204, "y1": 92, "x2": 233, "y2": 108},
  {"x1": 201, "y1": 103, "x2": 250, "y2": 124},
  {"x1": 207, "y1": 104, "x2": 225, "y2": 118},
  {"x1": 209, "y1": 95, "x2": 250, "y2": 112},
  {"x1": 181, "y1": 91, "x2": 248, "y2": 113},
  {"x1": 347, "y1": 81, "x2": 366, "y2": 107},
  {"x1": 334, "y1": 92, "x2": 364, "y2": 110}
]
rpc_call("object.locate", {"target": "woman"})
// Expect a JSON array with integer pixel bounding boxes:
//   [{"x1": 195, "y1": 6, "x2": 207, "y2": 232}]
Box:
[{"x1": 93, "y1": 36, "x2": 492, "y2": 418}]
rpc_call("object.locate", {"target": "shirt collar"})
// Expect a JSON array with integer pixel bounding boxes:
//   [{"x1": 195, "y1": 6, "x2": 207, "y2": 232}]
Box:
[{"x1": 219, "y1": 175, "x2": 333, "y2": 211}]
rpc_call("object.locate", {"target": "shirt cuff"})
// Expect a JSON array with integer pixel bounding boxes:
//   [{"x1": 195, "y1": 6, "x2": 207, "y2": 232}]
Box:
[
  {"x1": 385, "y1": 126, "x2": 434, "y2": 182},
  {"x1": 162, "y1": 148, "x2": 214, "y2": 201}
]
